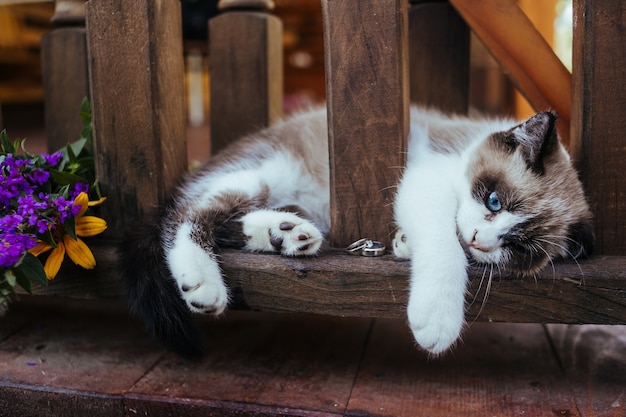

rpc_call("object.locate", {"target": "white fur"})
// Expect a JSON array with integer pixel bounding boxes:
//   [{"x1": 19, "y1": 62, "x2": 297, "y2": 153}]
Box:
[
  {"x1": 167, "y1": 150, "x2": 329, "y2": 314},
  {"x1": 241, "y1": 209, "x2": 323, "y2": 255},
  {"x1": 166, "y1": 222, "x2": 229, "y2": 314},
  {"x1": 457, "y1": 198, "x2": 528, "y2": 264},
  {"x1": 395, "y1": 152, "x2": 469, "y2": 355},
  {"x1": 393, "y1": 112, "x2": 518, "y2": 355}
]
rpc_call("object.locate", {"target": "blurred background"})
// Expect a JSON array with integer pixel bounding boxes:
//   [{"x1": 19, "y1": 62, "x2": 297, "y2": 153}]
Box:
[{"x1": 0, "y1": 0, "x2": 572, "y2": 163}]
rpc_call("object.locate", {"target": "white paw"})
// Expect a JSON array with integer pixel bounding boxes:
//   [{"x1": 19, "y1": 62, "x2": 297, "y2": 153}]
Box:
[
  {"x1": 407, "y1": 294, "x2": 464, "y2": 355},
  {"x1": 241, "y1": 210, "x2": 323, "y2": 256},
  {"x1": 392, "y1": 229, "x2": 411, "y2": 259},
  {"x1": 167, "y1": 224, "x2": 229, "y2": 315}
]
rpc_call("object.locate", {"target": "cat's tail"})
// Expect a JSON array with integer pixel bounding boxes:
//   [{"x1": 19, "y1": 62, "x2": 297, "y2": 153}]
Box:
[{"x1": 119, "y1": 220, "x2": 206, "y2": 359}]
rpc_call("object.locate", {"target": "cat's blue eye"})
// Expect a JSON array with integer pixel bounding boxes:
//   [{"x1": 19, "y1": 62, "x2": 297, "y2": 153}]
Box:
[{"x1": 486, "y1": 191, "x2": 502, "y2": 212}]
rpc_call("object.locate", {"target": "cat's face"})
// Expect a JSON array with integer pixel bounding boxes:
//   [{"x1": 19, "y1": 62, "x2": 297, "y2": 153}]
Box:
[{"x1": 456, "y1": 112, "x2": 594, "y2": 275}]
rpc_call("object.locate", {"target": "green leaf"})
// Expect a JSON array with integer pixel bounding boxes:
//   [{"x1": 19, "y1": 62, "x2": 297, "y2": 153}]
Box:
[
  {"x1": 50, "y1": 170, "x2": 88, "y2": 187},
  {"x1": 69, "y1": 137, "x2": 87, "y2": 158},
  {"x1": 0, "y1": 130, "x2": 15, "y2": 154},
  {"x1": 4, "y1": 271, "x2": 16, "y2": 287},
  {"x1": 79, "y1": 97, "x2": 91, "y2": 124},
  {"x1": 40, "y1": 228, "x2": 57, "y2": 248},
  {"x1": 65, "y1": 141, "x2": 78, "y2": 164},
  {"x1": 15, "y1": 253, "x2": 48, "y2": 287},
  {"x1": 14, "y1": 273, "x2": 32, "y2": 294},
  {"x1": 65, "y1": 216, "x2": 77, "y2": 240}
]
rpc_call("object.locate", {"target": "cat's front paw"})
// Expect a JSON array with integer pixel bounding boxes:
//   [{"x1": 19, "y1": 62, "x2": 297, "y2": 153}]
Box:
[
  {"x1": 241, "y1": 210, "x2": 323, "y2": 256},
  {"x1": 407, "y1": 296, "x2": 464, "y2": 355},
  {"x1": 392, "y1": 229, "x2": 411, "y2": 259},
  {"x1": 167, "y1": 229, "x2": 229, "y2": 315}
]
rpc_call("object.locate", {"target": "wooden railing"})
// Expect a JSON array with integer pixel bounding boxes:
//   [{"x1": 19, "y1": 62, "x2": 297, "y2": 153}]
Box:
[{"x1": 35, "y1": 0, "x2": 625, "y2": 325}]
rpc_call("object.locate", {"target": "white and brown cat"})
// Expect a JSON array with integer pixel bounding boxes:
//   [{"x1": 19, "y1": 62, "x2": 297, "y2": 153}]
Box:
[{"x1": 120, "y1": 106, "x2": 593, "y2": 358}]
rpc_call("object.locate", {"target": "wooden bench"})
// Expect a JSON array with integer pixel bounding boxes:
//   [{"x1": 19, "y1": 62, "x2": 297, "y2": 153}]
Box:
[{"x1": 35, "y1": 0, "x2": 625, "y2": 325}]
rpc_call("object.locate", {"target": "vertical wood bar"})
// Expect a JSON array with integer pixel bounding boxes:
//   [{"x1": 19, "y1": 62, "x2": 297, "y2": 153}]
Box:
[
  {"x1": 209, "y1": 0, "x2": 283, "y2": 154},
  {"x1": 41, "y1": 0, "x2": 89, "y2": 152},
  {"x1": 571, "y1": 0, "x2": 626, "y2": 255},
  {"x1": 322, "y1": 0, "x2": 409, "y2": 248},
  {"x1": 408, "y1": 0, "x2": 469, "y2": 113},
  {"x1": 85, "y1": 0, "x2": 187, "y2": 239}
]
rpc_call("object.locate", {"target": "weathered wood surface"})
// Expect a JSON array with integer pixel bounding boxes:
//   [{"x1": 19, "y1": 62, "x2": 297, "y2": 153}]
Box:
[
  {"x1": 450, "y1": 0, "x2": 572, "y2": 144},
  {"x1": 571, "y1": 0, "x2": 626, "y2": 256},
  {"x1": 209, "y1": 0, "x2": 283, "y2": 154},
  {"x1": 408, "y1": 0, "x2": 469, "y2": 113},
  {"x1": 41, "y1": 27, "x2": 89, "y2": 152},
  {"x1": 322, "y1": 0, "x2": 409, "y2": 248},
  {"x1": 85, "y1": 0, "x2": 187, "y2": 239},
  {"x1": 29, "y1": 241, "x2": 626, "y2": 325}
]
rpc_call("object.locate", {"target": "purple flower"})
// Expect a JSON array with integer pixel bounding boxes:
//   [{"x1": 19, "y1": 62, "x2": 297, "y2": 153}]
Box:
[
  {"x1": 0, "y1": 215, "x2": 37, "y2": 267},
  {"x1": 42, "y1": 152, "x2": 63, "y2": 167},
  {"x1": 27, "y1": 169, "x2": 50, "y2": 186},
  {"x1": 69, "y1": 183, "x2": 89, "y2": 200}
]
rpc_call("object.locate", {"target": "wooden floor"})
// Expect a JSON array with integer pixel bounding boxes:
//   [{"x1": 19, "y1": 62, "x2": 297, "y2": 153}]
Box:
[{"x1": 0, "y1": 297, "x2": 624, "y2": 417}]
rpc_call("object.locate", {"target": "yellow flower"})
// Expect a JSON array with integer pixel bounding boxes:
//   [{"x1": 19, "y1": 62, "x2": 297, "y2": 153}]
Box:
[{"x1": 29, "y1": 192, "x2": 107, "y2": 280}]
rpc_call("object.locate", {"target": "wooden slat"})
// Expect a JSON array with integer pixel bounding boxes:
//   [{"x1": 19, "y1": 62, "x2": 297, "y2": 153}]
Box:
[
  {"x1": 322, "y1": 0, "x2": 409, "y2": 248},
  {"x1": 450, "y1": 0, "x2": 572, "y2": 144},
  {"x1": 347, "y1": 321, "x2": 578, "y2": 416},
  {"x1": 41, "y1": 27, "x2": 89, "y2": 152},
  {"x1": 571, "y1": 0, "x2": 626, "y2": 256},
  {"x1": 209, "y1": 1, "x2": 283, "y2": 154},
  {"x1": 85, "y1": 0, "x2": 187, "y2": 239},
  {"x1": 408, "y1": 0, "x2": 469, "y2": 113},
  {"x1": 29, "y1": 241, "x2": 626, "y2": 325},
  {"x1": 546, "y1": 324, "x2": 626, "y2": 416}
]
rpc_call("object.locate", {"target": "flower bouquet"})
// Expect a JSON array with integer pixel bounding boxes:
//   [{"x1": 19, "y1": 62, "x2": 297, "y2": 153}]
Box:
[{"x1": 0, "y1": 99, "x2": 106, "y2": 314}]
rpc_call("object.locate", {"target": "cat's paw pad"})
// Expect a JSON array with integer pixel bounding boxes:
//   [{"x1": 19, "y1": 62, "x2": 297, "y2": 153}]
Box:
[
  {"x1": 242, "y1": 210, "x2": 323, "y2": 256},
  {"x1": 179, "y1": 273, "x2": 229, "y2": 315},
  {"x1": 407, "y1": 299, "x2": 464, "y2": 355},
  {"x1": 269, "y1": 220, "x2": 323, "y2": 256},
  {"x1": 392, "y1": 229, "x2": 411, "y2": 259}
]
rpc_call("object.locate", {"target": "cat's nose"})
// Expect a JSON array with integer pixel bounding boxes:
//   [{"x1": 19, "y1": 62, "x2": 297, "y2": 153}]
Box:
[{"x1": 470, "y1": 230, "x2": 492, "y2": 252}]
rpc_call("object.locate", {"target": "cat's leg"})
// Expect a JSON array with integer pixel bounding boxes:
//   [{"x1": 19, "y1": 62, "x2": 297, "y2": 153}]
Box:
[
  {"x1": 395, "y1": 166, "x2": 468, "y2": 355},
  {"x1": 392, "y1": 229, "x2": 411, "y2": 259},
  {"x1": 239, "y1": 209, "x2": 324, "y2": 256},
  {"x1": 166, "y1": 221, "x2": 229, "y2": 314}
]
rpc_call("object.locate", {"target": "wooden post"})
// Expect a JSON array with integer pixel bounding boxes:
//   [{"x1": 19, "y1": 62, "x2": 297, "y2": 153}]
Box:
[
  {"x1": 322, "y1": 0, "x2": 409, "y2": 248},
  {"x1": 571, "y1": 0, "x2": 626, "y2": 255},
  {"x1": 209, "y1": 0, "x2": 283, "y2": 154},
  {"x1": 41, "y1": 0, "x2": 90, "y2": 152},
  {"x1": 85, "y1": 0, "x2": 187, "y2": 239},
  {"x1": 408, "y1": 0, "x2": 469, "y2": 113}
]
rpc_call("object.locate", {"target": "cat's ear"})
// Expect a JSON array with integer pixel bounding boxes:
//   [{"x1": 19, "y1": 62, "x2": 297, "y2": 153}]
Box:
[
  {"x1": 508, "y1": 111, "x2": 559, "y2": 174},
  {"x1": 566, "y1": 221, "x2": 594, "y2": 259}
]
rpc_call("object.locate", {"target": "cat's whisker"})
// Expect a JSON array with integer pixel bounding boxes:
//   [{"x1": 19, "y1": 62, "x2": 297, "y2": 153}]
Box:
[
  {"x1": 535, "y1": 237, "x2": 585, "y2": 278},
  {"x1": 469, "y1": 264, "x2": 489, "y2": 311},
  {"x1": 473, "y1": 264, "x2": 493, "y2": 323}
]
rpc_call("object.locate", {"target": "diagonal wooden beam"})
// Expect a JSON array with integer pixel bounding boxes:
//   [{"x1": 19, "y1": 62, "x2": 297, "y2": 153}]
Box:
[{"x1": 450, "y1": 0, "x2": 571, "y2": 145}]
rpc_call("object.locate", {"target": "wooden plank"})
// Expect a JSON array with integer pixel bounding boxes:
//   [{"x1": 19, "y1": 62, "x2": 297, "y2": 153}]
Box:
[
  {"x1": 347, "y1": 321, "x2": 578, "y2": 416},
  {"x1": 85, "y1": 0, "x2": 187, "y2": 239},
  {"x1": 127, "y1": 312, "x2": 370, "y2": 415},
  {"x1": 450, "y1": 0, "x2": 572, "y2": 144},
  {"x1": 408, "y1": 0, "x2": 469, "y2": 113},
  {"x1": 41, "y1": 27, "x2": 90, "y2": 152},
  {"x1": 27, "y1": 241, "x2": 626, "y2": 325},
  {"x1": 322, "y1": 0, "x2": 409, "y2": 248},
  {"x1": 571, "y1": 0, "x2": 626, "y2": 256},
  {"x1": 547, "y1": 324, "x2": 626, "y2": 417},
  {"x1": 209, "y1": 1, "x2": 283, "y2": 154}
]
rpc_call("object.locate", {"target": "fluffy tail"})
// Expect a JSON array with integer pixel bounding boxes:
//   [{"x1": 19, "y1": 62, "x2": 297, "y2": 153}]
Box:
[{"x1": 119, "y1": 220, "x2": 206, "y2": 359}]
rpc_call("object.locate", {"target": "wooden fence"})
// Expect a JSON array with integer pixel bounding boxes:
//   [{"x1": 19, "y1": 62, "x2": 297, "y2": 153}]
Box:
[{"x1": 36, "y1": 0, "x2": 625, "y2": 324}]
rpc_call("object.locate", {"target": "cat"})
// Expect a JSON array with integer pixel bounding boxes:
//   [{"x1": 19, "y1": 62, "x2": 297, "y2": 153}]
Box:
[{"x1": 120, "y1": 105, "x2": 593, "y2": 358}]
